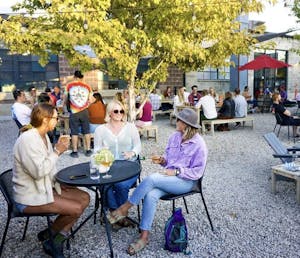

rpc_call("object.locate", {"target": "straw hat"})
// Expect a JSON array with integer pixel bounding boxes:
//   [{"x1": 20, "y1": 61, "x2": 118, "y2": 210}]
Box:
[{"x1": 175, "y1": 108, "x2": 200, "y2": 129}]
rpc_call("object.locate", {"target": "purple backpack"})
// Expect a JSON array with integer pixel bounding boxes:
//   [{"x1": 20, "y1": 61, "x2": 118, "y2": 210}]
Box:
[{"x1": 164, "y1": 208, "x2": 190, "y2": 254}]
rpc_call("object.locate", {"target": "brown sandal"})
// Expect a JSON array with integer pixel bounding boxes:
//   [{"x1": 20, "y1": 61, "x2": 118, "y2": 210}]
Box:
[{"x1": 127, "y1": 239, "x2": 148, "y2": 256}]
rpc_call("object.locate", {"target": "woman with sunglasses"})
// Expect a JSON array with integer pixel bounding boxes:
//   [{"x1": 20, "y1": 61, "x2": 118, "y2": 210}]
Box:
[
  {"x1": 94, "y1": 100, "x2": 141, "y2": 225},
  {"x1": 106, "y1": 108, "x2": 207, "y2": 255},
  {"x1": 13, "y1": 103, "x2": 90, "y2": 257}
]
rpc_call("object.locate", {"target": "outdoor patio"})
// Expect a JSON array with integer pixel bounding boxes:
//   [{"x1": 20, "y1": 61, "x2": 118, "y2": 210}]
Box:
[{"x1": 0, "y1": 112, "x2": 299, "y2": 258}]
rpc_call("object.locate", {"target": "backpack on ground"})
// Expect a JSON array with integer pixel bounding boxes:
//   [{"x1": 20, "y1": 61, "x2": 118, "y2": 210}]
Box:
[{"x1": 164, "y1": 207, "x2": 190, "y2": 254}]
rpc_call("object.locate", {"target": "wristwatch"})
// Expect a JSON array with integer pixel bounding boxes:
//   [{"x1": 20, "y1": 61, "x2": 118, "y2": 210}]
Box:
[{"x1": 175, "y1": 168, "x2": 180, "y2": 176}]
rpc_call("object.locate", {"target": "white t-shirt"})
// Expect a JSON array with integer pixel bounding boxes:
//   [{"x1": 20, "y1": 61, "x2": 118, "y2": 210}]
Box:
[
  {"x1": 11, "y1": 102, "x2": 32, "y2": 126},
  {"x1": 195, "y1": 95, "x2": 217, "y2": 119}
]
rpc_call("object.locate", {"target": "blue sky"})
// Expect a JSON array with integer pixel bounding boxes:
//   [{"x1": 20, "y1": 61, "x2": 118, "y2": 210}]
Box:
[{"x1": 0, "y1": 0, "x2": 299, "y2": 33}]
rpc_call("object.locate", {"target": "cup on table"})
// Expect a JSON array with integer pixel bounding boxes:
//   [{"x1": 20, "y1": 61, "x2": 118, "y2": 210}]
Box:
[
  {"x1": 89, "y1": 160, "x2": 100, "y2": 180},
  {"x1": 59, "y1": 135, "x2": 70, "y2": 146},
  {"x1": 151, "y1": 155, "x2": 161, "y2": 164}
]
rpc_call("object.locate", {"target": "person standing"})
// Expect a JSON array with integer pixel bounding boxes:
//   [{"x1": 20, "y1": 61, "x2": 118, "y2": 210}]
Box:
[
  {"x1": 11, "y1": 89, "x2": 32, "y2": 127},
  {"x1": 66, "y1": 70, "x2": 94, "y2": 157},
  {"x1": 188, "y1": 85, "x2": 201, "y2": 106}
]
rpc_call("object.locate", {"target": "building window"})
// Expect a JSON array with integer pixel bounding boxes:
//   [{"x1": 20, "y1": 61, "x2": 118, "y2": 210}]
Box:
[{"x1": 197, "y1": 66, "x2": 230, "y2": 81}]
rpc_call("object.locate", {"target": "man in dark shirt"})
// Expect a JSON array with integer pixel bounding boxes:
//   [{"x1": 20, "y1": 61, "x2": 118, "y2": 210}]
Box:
[{"x1": 273, "y1": 92, "x2": 300, "y2": 136}]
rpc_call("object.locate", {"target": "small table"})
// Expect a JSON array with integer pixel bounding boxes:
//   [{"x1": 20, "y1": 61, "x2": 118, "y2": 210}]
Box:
[
  {"x1": 56, "y1": 160, "x2": 141, "y2": 257},
  {"x1": 271, "y1": 164, "x2": 300, "y2": 204}
]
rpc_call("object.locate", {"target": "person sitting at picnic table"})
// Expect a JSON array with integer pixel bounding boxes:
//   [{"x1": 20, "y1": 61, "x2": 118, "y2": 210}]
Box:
[
  {"x1": 173, "y1": 86, "x2": 189, "y2": 114},
  {"x1": 11, "y1": 89, "x2": 32, "y2": 127},
  {"x1": 234, "y1": 88, "x2": 248, "y2": 128},
  {"x1": 163, "y1": 86, "x2": 173, "y2": 99},
  {"x1": 195, "y1": 89, "x2": 218, "y2": 122},
  {"x1": 135, "y1": 94, "x2": 153, "y2": 128},
  {"x1": 106, "y1": 108, "x2": 207, "y2": 255},
  {"x1": 88, "y1": 92, "x2": 106, "y2": 133},
  {"x1": 94, "y1": 100, "x2": 141, "y2": 227},
  {"x1": 217, "y1": 91, "x2": 235, "y2": 131},
  {"x1": 273, "y1": 92, "x2": 300, "y2": 136},
  {"x1": 12, "y1": 103, "x2": 90, "y2": 257},
  {"x1": 149, "y1": 89, "x2": 161, "y2": 111},
  {"x1": 188, "y1": 85, "x2": 201, "y2": 106}
]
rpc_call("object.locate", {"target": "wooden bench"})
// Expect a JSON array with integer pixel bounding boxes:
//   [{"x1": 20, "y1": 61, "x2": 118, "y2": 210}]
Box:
[
  {"x1": 138, "y1": 125, "x2": 158, "y2": 142},
  {"x1": 272, "y1": 164, "x2": 300, "y2": 204},
  {"x1": 202, "y1": 116, "x2": 254, "y2": 136},
  {"x1": 152, "y1": 109, "x2": 173, "y2": 121}
]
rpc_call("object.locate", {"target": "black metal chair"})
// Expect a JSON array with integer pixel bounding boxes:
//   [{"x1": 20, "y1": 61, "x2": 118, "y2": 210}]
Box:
[
  {"x1": 160, "y1": 176, "x2": 214, "y2": 231},
  {"x1": 0, "y1": 169, "x2": 57, "y2": 257},
  {"x1": 273, "y1": 112, "x2": 293, "y2": 140}
]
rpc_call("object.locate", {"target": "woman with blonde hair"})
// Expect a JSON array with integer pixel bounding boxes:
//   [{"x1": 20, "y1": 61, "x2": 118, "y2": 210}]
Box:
[
  {"x1": 107, "y1": 108, "x2": 207, "y2": 255},
  {"x1": 94, "y1": 100, "x2": 141, "y2": 223},
  {"x1": 173, "y1": 86, "x2": 189, "y2": 114}
]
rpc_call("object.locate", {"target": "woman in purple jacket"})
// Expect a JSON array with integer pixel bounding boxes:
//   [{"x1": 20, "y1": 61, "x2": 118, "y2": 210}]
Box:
[{"x1": 107, "y1": 108, "x2": 208, "y2": 255}]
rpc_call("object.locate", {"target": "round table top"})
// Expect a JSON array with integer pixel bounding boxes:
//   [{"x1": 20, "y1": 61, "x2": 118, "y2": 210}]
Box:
[{"x1": 56, "y1": 160, "x2": 141, "y2": 187}]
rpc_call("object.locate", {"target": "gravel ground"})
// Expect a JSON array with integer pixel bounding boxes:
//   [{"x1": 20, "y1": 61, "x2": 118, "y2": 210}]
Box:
[{"x1": 0, "y1": 112, "x2": 299, "y2": 258}]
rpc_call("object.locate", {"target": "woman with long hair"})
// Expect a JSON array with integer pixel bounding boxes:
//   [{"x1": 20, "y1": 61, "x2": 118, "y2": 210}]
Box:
[
  {"x1": 94, "y1": 100, "x2": 141, "y2": 226},
  {"x1": 88, "y1": 92, "x2": 106, "y2": 133},
  {"x1": 107, "y1": 108, "x2": 207, "y2": 255},
  {"x1": 13, "y1": 103, "x2": 90, "y2": 257}
]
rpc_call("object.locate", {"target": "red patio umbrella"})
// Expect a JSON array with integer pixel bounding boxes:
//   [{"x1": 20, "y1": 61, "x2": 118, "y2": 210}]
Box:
[{"x1": 238, "y1": 54, "x2": 291, "y2": 71}]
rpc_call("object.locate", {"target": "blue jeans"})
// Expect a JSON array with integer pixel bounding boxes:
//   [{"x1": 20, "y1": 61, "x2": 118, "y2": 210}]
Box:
[
  {"x1": 128, "y1": 173, "x2": 195, "y2": 231},
  {"x1": 106, "y1": 175, "x2": 138, "y2": 210}
]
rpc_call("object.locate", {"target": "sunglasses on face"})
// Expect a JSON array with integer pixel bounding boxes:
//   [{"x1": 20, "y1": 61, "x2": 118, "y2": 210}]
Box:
[{"x1": 113, "y1": 109, "x2": 125, "y2": 114}]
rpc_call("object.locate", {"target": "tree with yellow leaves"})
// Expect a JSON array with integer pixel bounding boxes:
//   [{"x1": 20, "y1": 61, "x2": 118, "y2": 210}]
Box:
[{"x1": 0, "y1": 0, "x2": 274, "y2": 120}]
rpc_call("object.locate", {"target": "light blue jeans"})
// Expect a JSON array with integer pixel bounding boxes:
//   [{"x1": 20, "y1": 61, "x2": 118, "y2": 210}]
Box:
[{"x1": 128, "y1": 173, "x2": 195, "y2": 231}]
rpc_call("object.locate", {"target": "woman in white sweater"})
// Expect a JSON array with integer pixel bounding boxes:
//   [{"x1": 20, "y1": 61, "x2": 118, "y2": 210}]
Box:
[
  {"x1": 94, "y1": 100, "x2": 141, "y2": 224},
  {"x1": 13, "y1": 103, "x2": 90, "y2": 257}
]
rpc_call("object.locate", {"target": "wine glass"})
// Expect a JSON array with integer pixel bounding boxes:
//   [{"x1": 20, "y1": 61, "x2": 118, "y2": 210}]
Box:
[{"x1": 101, "y1": 160, "x2": 113, "y2": 179}]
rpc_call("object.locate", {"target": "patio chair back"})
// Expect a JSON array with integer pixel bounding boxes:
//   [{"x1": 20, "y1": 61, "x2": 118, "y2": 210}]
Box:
[
  {"x1": 263, "y1": 132, "x2": 293, "y2": 163},
  {"x1": 273, "y1": 112, "x2": 292, "y2": 140},
  {"x1": 160, "y1": 175, "x2": 213, "y2": 231},
  {"x1": 0, "y1": 169, "x2": 55, "y2": 257}
]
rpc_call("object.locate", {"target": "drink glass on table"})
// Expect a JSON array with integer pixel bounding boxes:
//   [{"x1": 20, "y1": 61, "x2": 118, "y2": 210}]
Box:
[
  {"x1": 90, "y1": 156, "x2": 100, "y2": 180},
  {"x1": 151, "y1": 155, "x2": 161, "y2": 164},
  {"x1": 100, "y1": 160, "x2": 113, "y2": 179}
]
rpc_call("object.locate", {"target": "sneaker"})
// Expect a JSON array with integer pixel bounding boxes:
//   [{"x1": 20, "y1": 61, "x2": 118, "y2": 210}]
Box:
[
  {"x1": 42, "y1": 239, "x2": 65, "y2": 258},
  {"x1": 85, "y1": 150, "x2": 93, "y2": 157},
  {"x1": 70, "y1": 151, "x2": 78, "y2": 158},
  {"x1": 37, "y1": 228, "x2": 50, "y2": 242}
]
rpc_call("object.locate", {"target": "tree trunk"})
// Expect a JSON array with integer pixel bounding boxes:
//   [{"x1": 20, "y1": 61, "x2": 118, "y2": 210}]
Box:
[{"x1": 128, "y1": 70, "x2": 136, "y2": 122}]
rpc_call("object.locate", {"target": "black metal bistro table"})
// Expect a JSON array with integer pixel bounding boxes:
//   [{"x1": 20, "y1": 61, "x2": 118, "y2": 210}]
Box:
[{"x1": 55, "y1": 160, "x2": 141, "y2": 257}]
